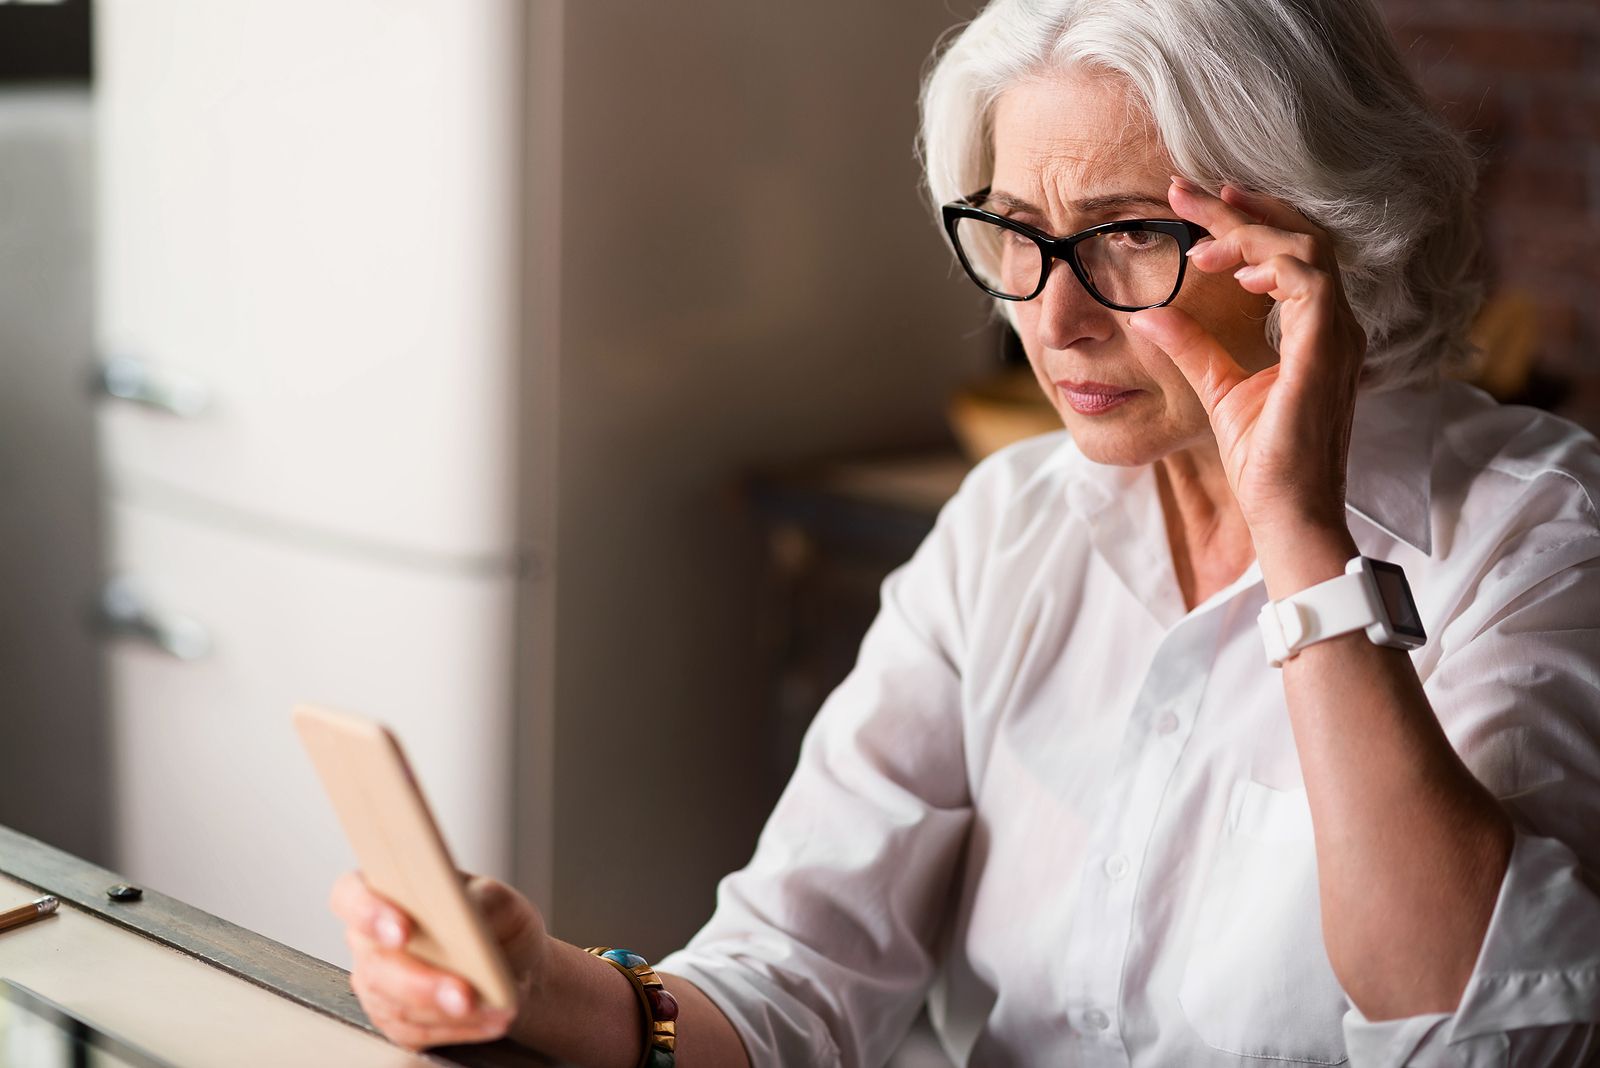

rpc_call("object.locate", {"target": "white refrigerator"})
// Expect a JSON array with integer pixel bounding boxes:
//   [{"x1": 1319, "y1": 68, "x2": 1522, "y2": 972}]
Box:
[{"x1": 94, "y1": 0, "x2": 528, "y2": 966}]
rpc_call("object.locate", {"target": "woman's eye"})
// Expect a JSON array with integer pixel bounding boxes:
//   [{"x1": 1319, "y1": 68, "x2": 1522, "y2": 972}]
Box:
[{"x1": 1112, "y1": 230, "x2": 1161, "y2": 250}]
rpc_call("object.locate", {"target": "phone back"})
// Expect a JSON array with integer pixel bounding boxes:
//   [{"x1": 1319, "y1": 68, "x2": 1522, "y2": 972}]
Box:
[{"x1": 292, "y1": 702, "x2": 516, "y2": 1010}]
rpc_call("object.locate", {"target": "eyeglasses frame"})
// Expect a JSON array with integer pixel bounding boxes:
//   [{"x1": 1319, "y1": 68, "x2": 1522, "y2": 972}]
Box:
[{"x1": 941, "y1": 186, "x2": 1211, "y2": 312}]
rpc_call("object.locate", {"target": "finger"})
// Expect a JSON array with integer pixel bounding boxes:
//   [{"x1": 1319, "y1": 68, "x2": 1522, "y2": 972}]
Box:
[
  {"x1": 1171, "y1": 179, "x2": 1333, "y2": 277},
  {"x1": 356, "y1": 946, "x2": 486, "y2": 1025},
  {"x1": 1188, "y1": 223, "x2": 1326, "y2": 275},
  {"x1": 1127, "y1": 306, "x2": 1250, "y2": 415},
  {"x1": 359, "y1": 991, "x2": 512, "y2": 1052},
  {"x1": 1234, "y1": 253, "x2": 1333, "y2": 306},
  {"x1": 364, "y1": 1004, "x2": 516, "y2": 1054},
  {"x1": 464, "y1": 875, "x2": 512, "y2": 916},
  {"x1": 1168, "y1": 175, "x2": 1257, "y2": 235},
  {"x1": 359, "y1": 978, "x2": 515, "y2": 1045},
  {"x1": 346, "y1": 926, "x2": 378, "y2": 958},
  {"x1": 353, "y1": 952, "x2": 508, "y2": 1036},
  {"x1": 465, "y1": 876, "x2": 536, "y2": 945},
  {"x1": 1235, "y1": 255, "x2": 1364, "y2": 394},
  {"x1": 353, "y1": 973, "x2": 444, "y2": 1035},
  {"x1": 330, "y1": 870, "x2": 412, "y2": 949},
  {"x1": 1218, "y1": 184, "x2": 1321, "y2": 235}
]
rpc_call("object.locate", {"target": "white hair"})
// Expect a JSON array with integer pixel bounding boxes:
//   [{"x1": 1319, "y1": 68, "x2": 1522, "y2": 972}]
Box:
[{"x1": 917, "y1": 0, "x2": 1483, "y2": 390}]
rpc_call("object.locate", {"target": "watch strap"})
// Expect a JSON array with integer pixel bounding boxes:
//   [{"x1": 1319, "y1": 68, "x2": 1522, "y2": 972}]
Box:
[{"x1": 1257, "y1": 567, "x2": 1379, "y2": 667}]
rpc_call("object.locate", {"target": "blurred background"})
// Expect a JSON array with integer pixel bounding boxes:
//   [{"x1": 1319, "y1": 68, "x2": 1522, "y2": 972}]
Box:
[{"x1": 0, "y1": 0, "x2": 1595, "y2": 1063}]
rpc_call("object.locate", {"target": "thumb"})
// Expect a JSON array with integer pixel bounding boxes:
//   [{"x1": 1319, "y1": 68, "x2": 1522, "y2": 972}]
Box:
[
  {"x1": 1127, "y1": 307, "x2": 1248, "y2": 416},
  {"x1": 465, "y1": 876, "x2": 545, "y2": 956}
]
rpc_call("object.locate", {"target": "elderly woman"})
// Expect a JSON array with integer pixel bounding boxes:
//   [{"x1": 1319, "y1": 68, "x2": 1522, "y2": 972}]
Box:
[{"x1": 330, "y1": 0, "x2": 1600, "y2": 1063}]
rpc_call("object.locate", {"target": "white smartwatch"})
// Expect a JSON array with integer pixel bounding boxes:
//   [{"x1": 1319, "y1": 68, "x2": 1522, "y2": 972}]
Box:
[{"x1": 1257, "y1": 555, "x2": 1426, "y2": 667}]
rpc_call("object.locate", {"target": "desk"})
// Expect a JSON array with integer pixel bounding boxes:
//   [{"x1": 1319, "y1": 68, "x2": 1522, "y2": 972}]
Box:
[{"x1": 0, "y1": 824, "x2": 552, "y2": 1067}]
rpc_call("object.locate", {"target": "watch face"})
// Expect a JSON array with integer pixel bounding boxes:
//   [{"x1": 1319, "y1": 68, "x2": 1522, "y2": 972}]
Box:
[{"x1": 1368, "y1": 559, "x2": 1426, "y2": 642}]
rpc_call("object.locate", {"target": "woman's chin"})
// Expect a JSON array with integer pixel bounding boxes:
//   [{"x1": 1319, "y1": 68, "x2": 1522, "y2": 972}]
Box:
[
  {"x1": 1057, "y1": 393, "x2": 1207, "y2": 468},
  {"x1": 1073, "y1": 436, "x2": 1155, "y2": 467},
  {"x1": 1064, "y1": 417, "x2": 1176, "y2": 469}
]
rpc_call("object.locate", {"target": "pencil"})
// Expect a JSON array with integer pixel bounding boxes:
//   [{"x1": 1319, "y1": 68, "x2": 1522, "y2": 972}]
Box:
[{"x1": 0, "y1": 895, "x2": 59, "y2": 933}]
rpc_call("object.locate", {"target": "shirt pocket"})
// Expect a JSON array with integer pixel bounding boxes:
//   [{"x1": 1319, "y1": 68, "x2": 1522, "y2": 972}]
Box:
[{"x1": 1177, "y1": 780, "x2": 1351, "y2": 1065}]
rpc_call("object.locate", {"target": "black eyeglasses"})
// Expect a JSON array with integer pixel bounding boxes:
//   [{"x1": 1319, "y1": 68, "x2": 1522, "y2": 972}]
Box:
[{"x1": 941, "y1": 187, "x2": 1209, "y2": 311}]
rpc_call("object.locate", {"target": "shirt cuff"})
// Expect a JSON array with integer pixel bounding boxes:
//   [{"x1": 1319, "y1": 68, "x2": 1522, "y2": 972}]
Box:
[
  {"x1": 1342, "y1": 830, "x2": 1600, "y2": 1065},
  {"x1": 1451, "y1": 831, "x2": 1600, "y2": 1039},
  {"x1": 657, "y1": 946, "x2": 845, "y2": 1068}
]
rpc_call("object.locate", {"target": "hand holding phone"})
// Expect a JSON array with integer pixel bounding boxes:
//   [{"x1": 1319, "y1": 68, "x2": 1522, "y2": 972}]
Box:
[
  {"x1": 328, "y1": 866, "x2": 548, "y2": 1050},
  {"x1": 294, "y1": 703, "x2": 548, "y2": 1049}
]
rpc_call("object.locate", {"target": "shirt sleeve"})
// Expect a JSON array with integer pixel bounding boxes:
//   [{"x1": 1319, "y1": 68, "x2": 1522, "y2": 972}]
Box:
[
  {"x1": 1342, "y1": 533, "x2": 1600, "y2": 1067},
  {"x1": 656, "y1": 462, "x2": 991, "y2": 1067}
]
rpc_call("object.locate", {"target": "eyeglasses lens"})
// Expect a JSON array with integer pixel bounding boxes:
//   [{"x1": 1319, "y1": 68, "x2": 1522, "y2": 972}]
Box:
[
  {"x1": 952, "y1": 217, "x2": 1044, "y2": 299},
  {"x1": 1076, "y1": 229, "x2": 1183, "y2": 308}
]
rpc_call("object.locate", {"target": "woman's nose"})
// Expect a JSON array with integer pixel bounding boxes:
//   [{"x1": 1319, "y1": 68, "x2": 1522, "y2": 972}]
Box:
[{"x1": 1032, "y1": 257, "x2": 1113, "y2": 351}]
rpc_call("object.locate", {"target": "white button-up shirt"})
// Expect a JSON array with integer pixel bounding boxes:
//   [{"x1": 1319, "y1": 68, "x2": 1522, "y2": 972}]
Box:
[{"x1": 658, "y1": 380, "x2": 1600, "y2": 1066}]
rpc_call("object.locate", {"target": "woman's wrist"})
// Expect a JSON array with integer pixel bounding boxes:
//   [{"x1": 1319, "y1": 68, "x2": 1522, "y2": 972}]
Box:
[
  {"x1": 505, "y1": 937, "x2": 646, "y2": 1068},
  {"x1": 584, "y1": 947, "x2": 678, "y2": 1067},
  {"x1": 1251, "y1": 514, "x2": 1359, "y2": 602}
]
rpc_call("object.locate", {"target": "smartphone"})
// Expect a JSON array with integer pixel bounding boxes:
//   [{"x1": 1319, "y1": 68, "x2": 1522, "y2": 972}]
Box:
[{"x1": 292, "y1": 703, "x2": 517, "y2": 1010}]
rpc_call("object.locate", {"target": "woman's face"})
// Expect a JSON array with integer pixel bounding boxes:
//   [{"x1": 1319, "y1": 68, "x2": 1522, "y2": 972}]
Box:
[{"x1": 988, "y1": 69, "x2": 1276, "y2": 468}]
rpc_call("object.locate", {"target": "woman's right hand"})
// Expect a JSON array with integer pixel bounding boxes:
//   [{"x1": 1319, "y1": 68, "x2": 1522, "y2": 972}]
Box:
[{"x1": 329, "y1": 869, "x2": 551, "y2": 1052}]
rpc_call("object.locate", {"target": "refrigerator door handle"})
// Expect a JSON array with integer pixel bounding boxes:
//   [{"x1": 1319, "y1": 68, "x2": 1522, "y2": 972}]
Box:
[
  {"x1": 98, "y1": 578, "x2": 214, "y2": 661},
  {"x1": 95, "y1": 357, "x2": 211, "y2": 417}
]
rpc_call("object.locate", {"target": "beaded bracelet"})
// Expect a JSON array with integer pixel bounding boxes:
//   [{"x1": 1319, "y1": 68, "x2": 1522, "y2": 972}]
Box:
[{"x1": 584, "y1": 946, "x2": 678, "y2": 1068}]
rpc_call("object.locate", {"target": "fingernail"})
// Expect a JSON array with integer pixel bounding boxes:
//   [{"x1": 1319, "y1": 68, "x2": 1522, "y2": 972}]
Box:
[
  {"x1": 376, "y1": 914, "x2": 404, "y2": 948},
  {"x1": 1234, "y1": 265, "x2": 1261, "y2": 281},
  {"x1": 1169, "y1": 174, "x2": 1201, "y2": 193},
  {"x1": 437, "y1": 983, "x2": 470, "y2": 1018},
  {"x1": 1184, "y1": 237, "x2": 1214, "y2": 259}
]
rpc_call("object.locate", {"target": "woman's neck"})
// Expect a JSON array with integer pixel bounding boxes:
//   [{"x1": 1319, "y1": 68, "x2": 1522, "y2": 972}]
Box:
[{"x1": 1153, "y1": 442, "x2": 1256, "y2": 613}]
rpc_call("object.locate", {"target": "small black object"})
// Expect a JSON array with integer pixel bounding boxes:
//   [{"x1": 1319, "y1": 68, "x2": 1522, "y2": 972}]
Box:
[{"x1": 106, "y1": 884, "x2": 143, "y2": 902}]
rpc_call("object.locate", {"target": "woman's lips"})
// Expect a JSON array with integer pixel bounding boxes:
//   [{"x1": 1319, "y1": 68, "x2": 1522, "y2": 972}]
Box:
[{"x1": 1055, "y1": 380, "x2": 1140, "y2": 415}]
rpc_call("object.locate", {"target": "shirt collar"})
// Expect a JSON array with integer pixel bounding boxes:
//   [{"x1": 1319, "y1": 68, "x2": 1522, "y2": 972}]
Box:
[{"x1": 1343, "y1": 381, "x2": 1439, "y2": 557}]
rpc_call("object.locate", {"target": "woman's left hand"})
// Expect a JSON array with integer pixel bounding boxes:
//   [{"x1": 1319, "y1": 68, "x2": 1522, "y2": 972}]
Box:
[{"x1": 1127, "y1": 176, "x2": 1367, "y2": 539}]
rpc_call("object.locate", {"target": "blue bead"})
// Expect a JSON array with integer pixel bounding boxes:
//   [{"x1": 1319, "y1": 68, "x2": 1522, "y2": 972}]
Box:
[
  {"x1": 602, "y1": 948, "x2": 647, "y2": 969},
  {"x1": 645, "y1": 1047, "x2": 675, "y2": 1068}
]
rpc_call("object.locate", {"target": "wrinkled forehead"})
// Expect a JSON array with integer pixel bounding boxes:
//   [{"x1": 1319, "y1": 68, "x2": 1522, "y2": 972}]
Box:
[{"x1": 988, "y1": 70, "x2": 1167, "y2": 215}]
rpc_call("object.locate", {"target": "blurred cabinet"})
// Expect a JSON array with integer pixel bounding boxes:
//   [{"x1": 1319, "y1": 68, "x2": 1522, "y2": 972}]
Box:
[
  {"x1": 94, "y1": 0, "x2": 529, "y2": 965},
  {"x1": 745, "y1": 451, "x2": 968, "y2": 777}
]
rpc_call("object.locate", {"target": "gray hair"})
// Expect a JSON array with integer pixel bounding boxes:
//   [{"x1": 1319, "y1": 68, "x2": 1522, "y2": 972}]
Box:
[{"x1": 917, "y1": 0, "x2": 1483, "y2": 390}]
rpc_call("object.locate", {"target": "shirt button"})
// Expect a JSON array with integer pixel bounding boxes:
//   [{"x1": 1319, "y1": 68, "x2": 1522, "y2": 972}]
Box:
[
  {"x1": 1155, "y1": 711, "x2": 1180, "y2": 735},
  {"x1": 1084, "y1": 1008, "x2": 1110, "y2": 1031},
  {"x1": 1103, "y1": 853, "x2": 1130, "y2": 880}
]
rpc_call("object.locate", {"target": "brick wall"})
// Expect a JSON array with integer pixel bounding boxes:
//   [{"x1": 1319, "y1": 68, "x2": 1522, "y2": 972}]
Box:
[{"x1": 1379, "y1": 0, "x2": 1600, "y2": 431}]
